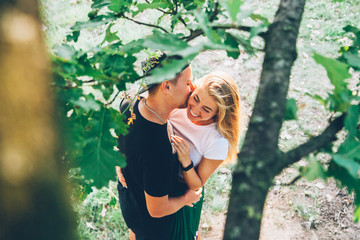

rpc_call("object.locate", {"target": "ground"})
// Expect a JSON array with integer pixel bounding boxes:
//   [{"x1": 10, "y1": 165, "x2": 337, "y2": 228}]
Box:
[{"x1": 199, "y1": 165, "x2": 360, "y2": 240}]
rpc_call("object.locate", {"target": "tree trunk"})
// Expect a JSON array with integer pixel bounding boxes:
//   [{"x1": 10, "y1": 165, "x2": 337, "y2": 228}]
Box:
[
  {"x1": 223, "y1": 0, "x2": 306, "y2": 239},
  {"x1": 0, "y1": 1, "x2": 76, "y2": 239}
]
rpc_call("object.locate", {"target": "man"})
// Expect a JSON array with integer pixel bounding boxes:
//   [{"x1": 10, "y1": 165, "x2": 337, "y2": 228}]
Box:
[{"x1": 117, "y1": 53, "x2": 202, "y2": 240}]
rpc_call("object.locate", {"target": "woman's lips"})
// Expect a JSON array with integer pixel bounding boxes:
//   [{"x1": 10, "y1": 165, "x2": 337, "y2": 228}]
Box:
[{"x1": 189, "y1": 109, "x2": 199, "y2": 117}]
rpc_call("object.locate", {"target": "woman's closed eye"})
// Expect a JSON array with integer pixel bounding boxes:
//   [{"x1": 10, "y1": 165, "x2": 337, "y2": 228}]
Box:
[{"x1": 194, "y1": 95, "x2": 200, "y2": 102}]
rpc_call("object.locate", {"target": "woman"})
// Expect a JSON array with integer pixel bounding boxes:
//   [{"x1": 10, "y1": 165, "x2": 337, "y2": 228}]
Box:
[
  {"x1": 117, "y1": 71, "x2": 242, "y2": 240},
  {"x1": 168, "y1": 71, "x2": 242, "y2": 240}
]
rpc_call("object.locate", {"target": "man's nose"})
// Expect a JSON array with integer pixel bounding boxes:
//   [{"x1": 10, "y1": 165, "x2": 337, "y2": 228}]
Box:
[{"x1": 189, "y1": 81, "x2": 196, "y2": 92}]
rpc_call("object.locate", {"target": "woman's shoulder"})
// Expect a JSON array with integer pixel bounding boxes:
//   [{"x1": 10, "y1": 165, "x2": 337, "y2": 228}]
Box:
[
  {"x1": 202, "y1": 128, "x2": 228, "y2": 149},
  {"x1": 169, "y1": 108, "x2": 186, "y2": 119},
  {"x1": 202, "y1": 134, "x2": 229, "y2": 160}
]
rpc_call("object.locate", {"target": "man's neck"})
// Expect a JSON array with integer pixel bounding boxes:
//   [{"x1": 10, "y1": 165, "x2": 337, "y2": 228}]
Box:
[{"x1": 139, "y1": 95, "x2": 173, "y2": 125}]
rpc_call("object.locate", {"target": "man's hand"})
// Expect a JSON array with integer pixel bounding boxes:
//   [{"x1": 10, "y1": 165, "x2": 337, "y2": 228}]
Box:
[
  {"x1": 184, "y1": 188, "x2": 202, "y2": 207},
  {"x1": 116, "y1": 166, "x2": 127, "y2": 188}
]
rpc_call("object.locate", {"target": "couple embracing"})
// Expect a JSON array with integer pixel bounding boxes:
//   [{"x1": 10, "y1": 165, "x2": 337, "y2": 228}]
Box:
[{"x1": 116, "y1": 52, "x2": 242, "y2": 240}]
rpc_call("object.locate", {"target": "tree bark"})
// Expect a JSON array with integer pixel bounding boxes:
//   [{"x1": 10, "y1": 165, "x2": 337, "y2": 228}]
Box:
[
  {"x1": 0, "y1": 1, "x2": 76, "y2": 239},
  {"x1": 223, "y1": 0, "x2": 306, "y2": 239}
]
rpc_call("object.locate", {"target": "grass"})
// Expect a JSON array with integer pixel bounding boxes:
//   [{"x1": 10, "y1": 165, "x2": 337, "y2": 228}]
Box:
[
  {"x1": 73, "y1": 181, "x2": 128, "y2": 239},
  {"x1": 40, "y1": 0, "x2": 360, "y2": 239}
]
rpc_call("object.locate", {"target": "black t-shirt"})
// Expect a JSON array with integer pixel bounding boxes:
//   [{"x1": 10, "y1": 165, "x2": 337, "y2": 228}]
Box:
[{"x1": 118, "y1": 99, "x2": 179, "y2": 238}]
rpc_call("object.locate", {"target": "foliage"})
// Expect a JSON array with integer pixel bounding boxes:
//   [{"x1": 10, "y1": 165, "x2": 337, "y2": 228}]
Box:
[
  {"x1": 74, "y1": 181, "x2": 128, "y2": 239},
  {"x1": 300, "y1": 25, "x2": 360, "y2": 221},
  {"x1": 51, "y1": 0, "x2": 269, "y2": 192}
]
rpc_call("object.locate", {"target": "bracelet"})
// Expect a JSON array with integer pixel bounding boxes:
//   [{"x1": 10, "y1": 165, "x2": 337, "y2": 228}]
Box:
[{"x1": 181, "y1": 161, "x2": 193, "y2": 172}]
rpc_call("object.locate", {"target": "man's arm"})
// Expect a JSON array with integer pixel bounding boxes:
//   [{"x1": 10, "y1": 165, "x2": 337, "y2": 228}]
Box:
[
  {"x1": 116, "y1": 166, "x2": 202, "y2": 218},
  {"x1": 145, "y1": 188, "x2": 202, "y2": 218}
]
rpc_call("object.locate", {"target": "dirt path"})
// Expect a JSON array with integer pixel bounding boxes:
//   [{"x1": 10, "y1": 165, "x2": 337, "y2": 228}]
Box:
[{"x1": 200, "y1": 165, "x2": 360, "y2": 240}]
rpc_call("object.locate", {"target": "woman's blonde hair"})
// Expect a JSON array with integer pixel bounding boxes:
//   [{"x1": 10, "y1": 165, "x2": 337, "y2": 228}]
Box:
[{"x1": 197, "y1": 71, "x2": 242, "y2": 162}]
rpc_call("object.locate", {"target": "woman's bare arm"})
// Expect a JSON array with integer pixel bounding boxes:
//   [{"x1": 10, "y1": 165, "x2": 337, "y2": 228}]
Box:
[{"x1": 171, "y1": 135, "x2": 224, "y2": 190}]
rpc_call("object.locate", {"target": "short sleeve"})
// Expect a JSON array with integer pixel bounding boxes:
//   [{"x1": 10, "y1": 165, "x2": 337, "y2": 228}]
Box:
[
  {"x1": 204, "y1": 137, "x2": 229, "y2": 160},
  {"x1": 142, "y1": 145, "x2": 173, "y2": 197}
]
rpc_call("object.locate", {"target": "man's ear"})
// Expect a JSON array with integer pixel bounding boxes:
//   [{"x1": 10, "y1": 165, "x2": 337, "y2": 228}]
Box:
[{"x1": 160, "y1": 80, "x2": 171, "y2": 93}]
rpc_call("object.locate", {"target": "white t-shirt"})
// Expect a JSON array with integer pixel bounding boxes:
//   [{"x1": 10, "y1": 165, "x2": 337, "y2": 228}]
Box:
[{"x1": 168, "y1": 108, "x2": 229, "y2": 168}]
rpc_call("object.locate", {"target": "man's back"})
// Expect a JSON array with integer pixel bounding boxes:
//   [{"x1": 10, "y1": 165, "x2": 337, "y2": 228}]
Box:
[{"x1": 118, "y1": 100, "x2": 179, "y2": 239}]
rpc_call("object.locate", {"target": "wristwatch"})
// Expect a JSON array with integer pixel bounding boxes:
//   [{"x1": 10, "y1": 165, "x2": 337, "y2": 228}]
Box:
[{"x1": 181, "y1": 161, "x2": 194, "y2": 172}]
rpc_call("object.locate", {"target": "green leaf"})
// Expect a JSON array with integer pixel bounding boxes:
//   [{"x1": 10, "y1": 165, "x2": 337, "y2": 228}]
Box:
[
  {"x1": 132, "y1": 2, "x2": 170, "y2": 17},
  {"x1": 70, "y1": 14, "x2": 117, "y2": 31},
  {"x1": 193, "y1": 9, "x2": 220, "y2": 43},
  {"x1": 345, "y1": 105, "x2": 360, "y2": 137},
  {"x1": 332, "y1": 154, "x2": 360, "y2": 179},
  {"x1": 108, "y1": 0, "x2": 132, "y2": 14},
  {"x1": 70, "y1": 94, "x2": 101, "y2": 113},
  {"x1": 300, "y1": 156, "x2": 327, "y2": 181},
  {"x1": 91, "y1": 0, "x2": 111, "y2": 9},
  {"x1": 202, "y1": 41, "x2": 240, "y2": 52},
  {"x1": 343, "y1": 25, "x2": 360, "y2": 36},
  {"x1": 144, "y1": 57, "x2": 190, "y2": 85},
  {"x1": 313, "y1": 53, "x2": 352, "y2": 111},
  {"x1": 284, "y1": 98, "x2": 298, "y2": 120},
  {"x1": 224, "y1": 33, "x2": 240, "y2": 59},
  {"x1": 118, "y1": 39, "x2": 145, "y2": 54},
  {"x1": 88, "y1": 9, "x2": 99, "y2": 19},
  {"x1": 313, "y1": 53, "x2": 351, "y2": 94},
  {"x1": 305, "y1": 93, "x2": 328, "y2": 107},
  {"x1": 220, "y1": 0, "x2": 244, "y2": 22},
  {"x1": 143, "y1": 30, "x2": 189, "y2": 52},
  {"x1": 53, "y1": 44, "x2": 76, "y2": 60},
  {"x1": 101, "y1": 23, "x2": 120, "y2": 45},
  {"x1": 108, "y1": 0, "x2": 122, "y2": 13},
  {"x1": 327, "y1": 160, "x2": 360, "y2": 208},
  {"x1": 337, "y1": 137, "x2": 360, "y2": 160},
  {"x1": 93, "y1": 85, "x2": 114, "y2": 101},
  {"x1": 328, "y1": 159, "x2": 360, "y2": 191},
  {"x1": 343, "y1": 52, "x2": 360, "y2": 69},
  {"x1": 66, "y1": 31, "x2": 80, "y2": 42},
  {"x1": 355, "y1": 206, "x2": 360, "y2": 222},
  {"x1": 251, "y1": 14, "x2": 270, "y2": 25},
  {"x1": 73, "y1": 107, "x2": 128, "y2": 188}
]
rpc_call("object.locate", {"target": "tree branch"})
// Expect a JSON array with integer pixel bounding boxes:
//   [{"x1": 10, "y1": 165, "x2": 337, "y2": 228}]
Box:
[
  {"x1": 209, "y1": 2, "x2": 220, "y2": 22},
  {"x1": 182, "y1": 24, "x2": 265, "y2": 42},
  {"x1": 182, "y1": 1, "x2": 219, "y2": 41},
  {"x1": 155, "y1": 8, "x2": 169, "y2": 14},
  {"x1": 280, "y1": 174, "x2": 302, "y2": 186},
  {"x1": 282, "y1": 114, "x2": 346, "y2": 169},
  {"x1": 212, "y1": 24, "x2": 267, "y2": 38},
  {"x1": 105, "y1": 90, "x2": 121, "y2": 107},
  {"x1": 178, "y1": 16, "x2": 187, "y2": 27},
  {"x1": 122, "y1": 15, "x2": 169, "y2": 33},
  {"x1": 182, "y1": 29, "x2": 203, "y2": 42}
]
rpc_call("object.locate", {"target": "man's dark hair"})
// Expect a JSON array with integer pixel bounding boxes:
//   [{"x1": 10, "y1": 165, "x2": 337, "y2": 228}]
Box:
[{"x1": 140, "y1": 51, "x2": 190, "y2": 93}]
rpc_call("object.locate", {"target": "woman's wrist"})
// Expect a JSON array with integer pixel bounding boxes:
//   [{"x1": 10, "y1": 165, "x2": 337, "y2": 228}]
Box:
[
  {"x1": 179, "y1": 156, "x2": 191, "y2": 165},
  {"x1": 181, "y1": 161, "x2": 194, "y2": 172}
]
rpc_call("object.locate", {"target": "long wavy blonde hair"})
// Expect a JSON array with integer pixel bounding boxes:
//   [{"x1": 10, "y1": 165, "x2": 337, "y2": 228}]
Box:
[{"x1": 197, "y1": 71, "x2": 243, "y2": 162}]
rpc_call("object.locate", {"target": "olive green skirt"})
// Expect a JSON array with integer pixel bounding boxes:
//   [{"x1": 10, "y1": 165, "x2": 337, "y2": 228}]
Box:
[{"x1": 170, "y1": 184, "x2": 204, "y2": 240}]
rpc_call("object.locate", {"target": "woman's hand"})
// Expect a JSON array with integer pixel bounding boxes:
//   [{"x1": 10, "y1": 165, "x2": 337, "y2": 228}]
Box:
[{"x1": 171, "y1": 135, "x2": 192, "y2": 167}]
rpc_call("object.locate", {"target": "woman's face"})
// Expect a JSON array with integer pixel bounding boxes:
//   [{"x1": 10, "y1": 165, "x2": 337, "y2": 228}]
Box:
[{"x1": 186, "y1": 85, "x2": 218, "y2": 125}]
